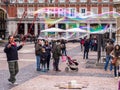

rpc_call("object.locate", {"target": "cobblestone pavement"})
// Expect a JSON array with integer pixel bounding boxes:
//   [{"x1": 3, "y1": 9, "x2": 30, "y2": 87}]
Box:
[{"x1": 0, "y1": 42, "x2": 119, "y2": 90}]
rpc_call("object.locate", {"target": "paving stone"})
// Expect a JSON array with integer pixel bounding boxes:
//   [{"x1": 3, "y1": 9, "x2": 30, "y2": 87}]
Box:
[{"x1": 0, "y1": 43, "x2": 118, "y2": 90}]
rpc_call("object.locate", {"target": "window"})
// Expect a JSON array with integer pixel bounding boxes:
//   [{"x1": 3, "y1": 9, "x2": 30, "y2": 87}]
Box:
[
  {"x1": 69, "y1": 0, "x2": 76, "y2": 2},
  {"x1": 59, "y1": 0, "x2": 65, "y2": 3},
  {"x1": 28, "y1": 0, "x2": 34, "y2": 3},
  {"x1": 27, "y1": 8, "x2": 34, "y2": 18},
  {"x1": 91, "y1": 0, "x2": 98, "y2": 2},
  {"x1": 102, "y1": 7, "x2": 109, "y2": 18},
  {"x1": 37, "y1": 13, "x2": 45, "y2": 18},
  {"x1": 80, "y1": 0, "x2": 87, "y2": 2},
  {"x1": 66, "y1": 8, "x2": 76, "y2": 18},
  {"x1": 38, "y1": 0, "x2": 45, "y2": 3},
  {"x1": 91, "y1": 7, "x2": 98, "y2": 15},
  {"x1": 48, "y1": 0, "x2": 55, "y2": 3},
  {"x1": 17, "y1": 8, "x2": 25, "y2": 18},
  {"x1": 57, "y1": 8, "x2": 69, "y2": 17},
  {"x1": 80, "y1": 8, "x2": 87, "y2": 16},
  {"x1": 10, "y1": 0, "x2": 16, "y2": 3},
  {"x1": 102, "y1": 0, "x2": 109, "y2": 2},
  {"x1": 18, "y1": 0, "x2": 24, "y2": 3},
  {"x1": 81, "y1": 8, "x2": 86, "y2": 13}
]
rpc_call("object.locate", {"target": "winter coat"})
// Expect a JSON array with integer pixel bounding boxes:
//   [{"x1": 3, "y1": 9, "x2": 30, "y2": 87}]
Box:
[
  {"x1": 110, "y1": 49, "x2": 120, "y2": 66},
  {"x1": 35, "y1": 43, "x2": 42, "y2": 56},
  {"x1": 43, "y1": 45, "x2": 51, "y2": 56},
  {"x1": 52, "y1": 44, "x2": 62, "y2": 59},
  {"x1": 84, "y1": 40, "x2": 90, "y2": 52},
  {"x1": 40, "y1": 51, "x2": 47, "y2": 64},
  {"x1": 105, "y1": 44, "x2": 114, "y2": 55},
  {"x1": 4, "y1": 42, "x2": 23, "y2": 61}
]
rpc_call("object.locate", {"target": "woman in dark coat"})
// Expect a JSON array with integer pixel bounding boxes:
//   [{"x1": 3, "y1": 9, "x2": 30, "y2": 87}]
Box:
[{"x1": 43, "y1": 41, "x2": 52, "y2": 70}]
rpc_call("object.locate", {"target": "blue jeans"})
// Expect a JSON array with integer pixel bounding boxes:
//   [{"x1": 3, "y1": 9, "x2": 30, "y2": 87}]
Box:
[
  {"x1": 104, "y1": 55, "x2": 113, "y2": 71},
  {"x1": 36, "y1": 55, "x2": 41, "y2": 70},
  {"x1": 62, "y1": 49, "x2": 67, "y2": 56}
]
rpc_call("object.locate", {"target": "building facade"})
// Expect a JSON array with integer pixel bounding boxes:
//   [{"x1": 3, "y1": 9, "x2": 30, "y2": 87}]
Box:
[
  {"x1": 114, "y1": 1, "x2": 120, "y2": 44},
  {"x1": 0, "y1": 0, "x2": 117, "y2": 39}
]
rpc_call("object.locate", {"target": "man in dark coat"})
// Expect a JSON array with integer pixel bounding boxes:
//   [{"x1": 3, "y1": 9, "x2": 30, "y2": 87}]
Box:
[
  {"x1": 4, "y1": 35, "x2": 24, "y2": 84},
  {"x1": 52, "y1": 42, "x2": 62, "y2": 72},
  {"x1": 83, "y1": 39, "x2": 90, "y2": 59}
]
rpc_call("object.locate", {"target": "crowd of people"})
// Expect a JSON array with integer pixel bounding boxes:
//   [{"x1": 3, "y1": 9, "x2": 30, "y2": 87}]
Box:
[
  {"x1": 80, "y1": 36, "x2": 120, "y2": 78},
  {"x1": 4, "y1": 35, "x2": 67, "y2": 84},
  {"x1": 3, "y1": 34, "x2": 120, "y2": 85},
  {"x1": 35, "y1": 39, "x2": 66, "y2": 72}
]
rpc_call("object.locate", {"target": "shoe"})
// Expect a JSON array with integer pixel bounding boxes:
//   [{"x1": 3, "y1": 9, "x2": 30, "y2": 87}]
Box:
[
  {"x1": 114, "y1": 77, "x2": 118, "y2": 79},
  {"x1": 8, "y1": 81, "x2": 14, "y2": 85},
  {"x1": 13, "y1": 82, "x2": 18, "y2": 85},
  {"x1": 36, "y1": 68, "x2": 41, "y2": 71},
  {"x1": 41, "y1": 69, "x2": 46, "y2": 72},
  {"x1": 104, "y1": 69, "x2": 107, "y2": 71},
  {"x1": 56, "y1": 70, "x2": 61, "y2": 72},
  {"x1": 8, "y1": 81, "x2": 18, "y2": 85},
  {"x1": 8, "y1": 79, "x2": 15, "y2": 84}
]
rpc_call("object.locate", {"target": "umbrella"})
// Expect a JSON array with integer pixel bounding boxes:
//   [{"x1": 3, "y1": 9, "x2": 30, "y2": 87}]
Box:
[
  {"x1": 66, "y1": 28, "x2": 87, "y2": 33},
  {"x1": 37, "y1": 36, "x2": 44, "y2": 40},
  {"x1": 89, "y1": 30, "x2": 106, "y2": 34},
  {"x1": 41, "y1": 28, "x2": 65, "y2": 32}
]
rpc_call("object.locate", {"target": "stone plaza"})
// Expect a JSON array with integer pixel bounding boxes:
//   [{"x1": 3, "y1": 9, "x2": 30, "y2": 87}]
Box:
[{"x1": 0, "y1": 42, "x2": 119, "y2": 90}]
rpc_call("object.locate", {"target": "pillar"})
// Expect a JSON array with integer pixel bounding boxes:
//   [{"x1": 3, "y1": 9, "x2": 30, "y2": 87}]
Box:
[
  {"x1": 116, "y1": 17, "x2": 120, "y2": 44},
  {"x1": 76, "y1": 23, "x2": 79, "y2": 39},
  {"x1": 25, "y1": 23, "x2": 28, "y2": 35},
  {"x1": 55, "y1": 23, "x2": 58, "y2": 28},
  {"x1": 87, "y1": 23, "x2": 90, "y2": 38},
  {"x1": 35, "y1": 23, "x2": 38, "y2": 36},
  {"x1": 109, "y1": 23, "x2": 112, "y2": 39},
  {"x1": 66, "y1": 23, "x2": 69, "y2": 38}
]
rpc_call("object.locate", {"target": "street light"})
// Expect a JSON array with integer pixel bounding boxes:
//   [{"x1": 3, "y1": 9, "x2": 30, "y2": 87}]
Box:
[
  {"x1": 4, "y1": 0, "x2": 10, "y2": 39},
  {"x1": 97, "y1": 34, "x2": 102, "y2": 63}
]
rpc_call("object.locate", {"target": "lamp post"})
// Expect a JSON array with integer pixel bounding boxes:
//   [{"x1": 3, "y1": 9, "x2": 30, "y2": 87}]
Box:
[
  {"x1": 4, "y1": 0, "x2": 9, "y2": 39},
  {"x1": 97, "y1": 34, "x2": 102, "y2": 63}
]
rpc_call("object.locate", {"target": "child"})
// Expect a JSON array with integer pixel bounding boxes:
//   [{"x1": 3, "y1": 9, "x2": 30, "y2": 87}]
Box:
[{"x1": 41, "y1": 48, "x2": 47, "y2": 72}]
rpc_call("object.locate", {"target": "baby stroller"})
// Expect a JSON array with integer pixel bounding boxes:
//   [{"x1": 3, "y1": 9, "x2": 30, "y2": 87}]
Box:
[{"x1": 65, "y1": 56, "x2": 79, "y2": 72}]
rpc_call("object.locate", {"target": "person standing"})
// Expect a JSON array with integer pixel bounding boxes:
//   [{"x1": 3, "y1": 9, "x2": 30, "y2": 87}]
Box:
[
  {"x1": 4, "y1": 35, "x2": 24, "y2": 84},
  {"x1": 60, "y1": 39, "x2": 67, "y2": 56},
  {"x1": 110, "y1": 44, "x2": 120, "y2": 78},
  {"x1": 80, "y1": 38, "x2": 84, "y2": 51},
  {"x1": 52, "y1": 42, "x2": 62, "y2": 72},
  {"x1": 40, "y1": 48, "x2": 47, "y2": 72},
  {"x1": 83, "y1": 39, "x2": 90, "y2": 59},
  {"x1": 35, "y1": 39, "x2": 43, "y2": 71},
  {"x1": 104, "y1": 42, "x2": 114, "y2": 71},
  {"x1": 43, "y1": 40, "x2": 52, "y2": 71}
]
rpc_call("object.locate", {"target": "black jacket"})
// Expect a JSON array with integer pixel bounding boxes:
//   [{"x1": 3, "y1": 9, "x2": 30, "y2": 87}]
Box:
[
  {"x1": 84, "y1": 40, "x2": 90, "y2": 52},
  {"x1": 4, "y1": 43, "x2": 23, "y2": 61}
]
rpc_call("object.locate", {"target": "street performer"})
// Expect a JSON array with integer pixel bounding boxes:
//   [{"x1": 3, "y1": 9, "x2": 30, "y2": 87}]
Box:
[{"x1": 4, "y1": 35, "x2": 25, "y2": 84}]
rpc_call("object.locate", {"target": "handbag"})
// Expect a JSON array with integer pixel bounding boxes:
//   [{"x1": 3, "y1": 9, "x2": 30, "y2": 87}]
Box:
[
  {"x1": 61, "y1": 55, "x2": 67, "y2": 62},
  {"x1": 111, "y1": 57, "x2": 117, "y2": 66}
]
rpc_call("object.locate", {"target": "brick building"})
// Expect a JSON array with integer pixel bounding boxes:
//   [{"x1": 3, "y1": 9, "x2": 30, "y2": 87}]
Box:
[{"x1": 0, "y1": 0, "x2": 117, "y2": 39}]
